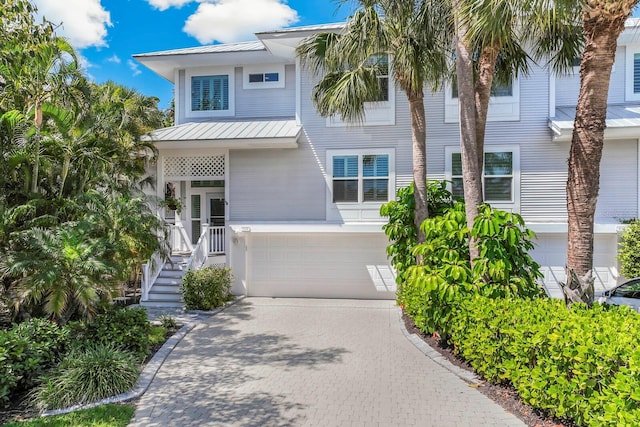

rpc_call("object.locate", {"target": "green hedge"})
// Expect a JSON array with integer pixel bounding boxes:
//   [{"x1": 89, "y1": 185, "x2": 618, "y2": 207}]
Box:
[
  {"x1": 181, "y1": 267, "x2": 233, "y2": 310},
  {"x1": 435, "y1": 296, "x2": 640, "y2": 426},
  {"x1": 0, "y1": 319, "x2": 69, "y2": 405}
]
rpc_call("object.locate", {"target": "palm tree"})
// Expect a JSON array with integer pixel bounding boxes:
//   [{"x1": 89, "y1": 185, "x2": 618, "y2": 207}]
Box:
[
  {"x1": 561, "y1": 0, "x2": 639, "y2": 304},
  {"x1": 297, "y1": 0, "x2": 450, "y2": 241},
  {"x1": 452, "y1": 0, "x2": 581, "y2": 260}
]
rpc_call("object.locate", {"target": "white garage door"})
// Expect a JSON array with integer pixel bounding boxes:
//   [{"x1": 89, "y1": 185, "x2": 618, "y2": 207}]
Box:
[
  {"x1": 531, "y1": 233, "x2": 619, "y2": 298},
  {"x1": 247, "y1": 233, "x2": 396, "y2": 299}
]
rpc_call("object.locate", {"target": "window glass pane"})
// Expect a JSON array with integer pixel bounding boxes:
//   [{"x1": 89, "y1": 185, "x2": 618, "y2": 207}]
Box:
[
  {"x1": 333, "y1": 180, "x2": 358, "y2": 202},
  {"x1": 265, "y1": 72, "x2": 279, "y2": 82},
  {"x1": 363, "y1": 179, "x2": 388, "y2": 202},
  {"x1": 485, "y1": 152, "x2": 513, "y2": 175},
  {"x1": 485, "y1": 177, "x2": 512, "y2": 201},
  {"x1": 452, "y1": 178, "x2": 464, "y2": 199},
  {"x1": 364, "y1": 54, "x2": 389, "y2": 102},
  {"x1": 333, "y1": 156, "x2": 358, "y2": 178},
  {"x1": 191, "y1": 75, "x2": 229, "y2": 111},
  {"x1": 490, "y1": 80, "x2": 513, "y2": 97},
  {"x1": 452, "y1": 153, "x2": 462, "y2": 176},
  {"x1": 249, "y1": 73, "x2": 263, "y2": 83},
  {"x1": 635, "y1": 53, "x2": 640, "y2": 94},
  {"x1": 191, "y1": 195, "x2": 201, "y2": 219},
  {"x1": 363, "y1": 155, "x2": 388, "y2": 177}
]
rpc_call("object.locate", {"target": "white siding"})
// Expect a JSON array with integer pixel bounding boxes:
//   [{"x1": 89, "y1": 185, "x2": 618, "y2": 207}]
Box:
[
  {"x1": 235, "y1": 64, "x2": 296, "y2": 118},
  {"x1": 596, "y1": 139, "x2": 638, "y2": 222}
]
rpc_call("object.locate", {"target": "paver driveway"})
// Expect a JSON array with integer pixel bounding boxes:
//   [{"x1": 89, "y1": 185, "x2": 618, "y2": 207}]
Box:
[{"x1": 130, "y1": 298, "x2": 524, "y2": 427}]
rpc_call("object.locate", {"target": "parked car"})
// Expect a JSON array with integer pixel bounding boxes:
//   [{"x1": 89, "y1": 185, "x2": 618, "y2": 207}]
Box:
[{"x1": 596, "y1": 278, "x2": 640, "y2": 312}]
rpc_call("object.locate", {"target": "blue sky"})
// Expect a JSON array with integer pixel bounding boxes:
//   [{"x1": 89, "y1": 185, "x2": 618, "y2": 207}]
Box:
[{"x1": 34, "y1": 0, "x2": 352, "y2": 109}]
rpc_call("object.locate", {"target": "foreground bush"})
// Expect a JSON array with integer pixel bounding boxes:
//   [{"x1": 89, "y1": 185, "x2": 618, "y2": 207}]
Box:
[
  {"x1": 69, "y1": 306, "x2": 151, "y2": 360},
  {"x1": 438, "y1": 296, "x2": 640, "y2": 426},
  {"x1": 30, "y1": 343, "x2": 140, "y2": 410},
  {"x1": 0, "y1": 319, "x2": 69, "y2": 406},
  {"x1": 3, "y1": 403, "x2": 135, "y2": 427},
  {"x1": 181, "y1": 267, "x2": 233, "y2": 310}
]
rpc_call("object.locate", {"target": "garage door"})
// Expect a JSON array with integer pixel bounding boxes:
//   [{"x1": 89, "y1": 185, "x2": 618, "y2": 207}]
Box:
[
  {"x1": 531, "y1": 233, "x2": 619, "y2": 298},
  {"x1": 247, "y1": 233, "x2": 396, "y2": 299}
]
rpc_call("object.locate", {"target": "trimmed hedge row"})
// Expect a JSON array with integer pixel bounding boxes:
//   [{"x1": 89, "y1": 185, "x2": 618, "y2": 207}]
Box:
[{"x1": 426, "y1": 296, "x2": 640, "y2": 427}]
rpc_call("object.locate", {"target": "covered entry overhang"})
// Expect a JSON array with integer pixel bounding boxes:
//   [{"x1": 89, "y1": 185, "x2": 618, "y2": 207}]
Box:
[
  {"x1": 549, "y1": 104, "x2": 640, "y2": 141},
  {"x1": 147, "y1": 118, "x2": 302, "y2": 149}
]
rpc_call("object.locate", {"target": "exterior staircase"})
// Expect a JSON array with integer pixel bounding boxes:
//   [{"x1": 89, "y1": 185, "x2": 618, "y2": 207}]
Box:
[{"x1": 140, "y1": 253, "x2": 190, "y2": 308}]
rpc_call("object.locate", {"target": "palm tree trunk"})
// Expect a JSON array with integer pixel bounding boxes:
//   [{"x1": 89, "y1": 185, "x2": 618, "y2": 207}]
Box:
[
  {"x1": 31, "y1": 103, "x2": 42, "y2": 194},
  {"x1": 565, "y1": 5, "x2": 631, "y2": 305},
  {"x1": 474, "y1": 44, "x2": 500, "y2": 170},
  {"x1": 59, "y1": 154, "x2": 70, "y2": 198},
  {"x1": 408, "y1": 90, "x2": 428, "y2": 243},
  {"x1": 454, "y1": 5, "x2": 482, "y2": 262}
]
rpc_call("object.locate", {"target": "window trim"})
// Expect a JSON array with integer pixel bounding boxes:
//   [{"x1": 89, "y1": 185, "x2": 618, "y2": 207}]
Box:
[
  {"x1": 243, "y1": 64, "x2": 286, "y2": 90},
  {"x1": 625, "y1": 44, "x2": 640, "y2": 101},
  {"x1": 326, "y1": 148, "x2": 396, "y2": 222},
  {"x1": 185, "y1": 66, "x2": 235, "y2": 118},
  {"x1": 444, "y1": 78, "x2": 520, "y2": 123},
  {"x1": 326, "y1": 54, "x2": 395, "y2": 127},
  {"x1": 444, "y1": 145, "x2": 520, "y2": 212}
]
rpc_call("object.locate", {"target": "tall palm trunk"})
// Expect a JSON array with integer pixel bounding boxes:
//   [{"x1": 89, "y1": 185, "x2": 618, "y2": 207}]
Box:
[
  {"x1": 565, "y1": 3, "x2": 633, "y2": 304},
  {"x1": 31, "y1": 102, "x2": 42, "y2": 194},
  {"x1": 474, "y1": 45, "x2": 500, "y2": 170},
  {"x1": 408, "y1": 90, "x2": 429, "y2": 243},
  {"x1": 454, "y1": 5, "x2": 482, "y2": 262}
]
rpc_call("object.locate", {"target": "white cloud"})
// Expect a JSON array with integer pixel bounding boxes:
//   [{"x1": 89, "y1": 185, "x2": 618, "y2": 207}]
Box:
[
  {"x1": 183, "y1": 0, "x2": 299, "y2": 44},
  {"x1": 33, "y1": 0, "x2": 112, "y2": 49},
  {"x1": 107, "y1": 54, "x2": 121, "y2": 64},
  {"x1": 128, "y1": 60, "x2": 142, "y2": 76},
  {"x1": 146, "y1": 0, "x2": 193, "y2": 11}
]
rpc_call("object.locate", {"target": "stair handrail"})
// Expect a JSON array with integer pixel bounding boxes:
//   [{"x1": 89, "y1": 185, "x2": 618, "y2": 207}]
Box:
[
  {"x1": 184, "y1": 223, "x2": 210, "y2": 273},
  {"x1": 141, "y1": 250, "x2": 164, "y2": 302}
]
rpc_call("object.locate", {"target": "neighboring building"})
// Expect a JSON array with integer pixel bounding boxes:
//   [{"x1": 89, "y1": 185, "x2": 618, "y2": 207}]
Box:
[{"x1": 134, "y1": 19, "x2": 640, "y2": 303}]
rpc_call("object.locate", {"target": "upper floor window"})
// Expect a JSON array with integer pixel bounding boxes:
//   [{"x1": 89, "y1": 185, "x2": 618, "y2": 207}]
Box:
[
  {"x1": 446, "y1": 145, "x2": 520, "y2": 212},
  {"x1": 191, "y1": 75, "x2": 229, "y2": 111},
  {"x1": 365, "y1": 54, "x2": 390, "y2": 103},
  {"x1": 444, "y1": 77, "x2": 520, "y2": 122},
  {"x1": 243, "y1": 64, "x2": 286, "y2": 89},
  {"x1": 626, "y1": 46, "x2": 640, "y2": 101},
  {"x1": 326, "y1": 148, "x2": 396, "y2": 221},
  {"x1": 186, "y1": 67, "x2": 235, "y2": 118}
]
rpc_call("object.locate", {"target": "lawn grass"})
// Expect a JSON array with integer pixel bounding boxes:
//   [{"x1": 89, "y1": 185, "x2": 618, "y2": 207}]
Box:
[{"x1": 3, "y1": 404, "x2": 135, "y2": 426}]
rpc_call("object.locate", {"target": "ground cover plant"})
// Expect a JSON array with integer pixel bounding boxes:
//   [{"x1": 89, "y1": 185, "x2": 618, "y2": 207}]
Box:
[{"x1": 2, "y1": 403, "x2": 135, "y2": 427}]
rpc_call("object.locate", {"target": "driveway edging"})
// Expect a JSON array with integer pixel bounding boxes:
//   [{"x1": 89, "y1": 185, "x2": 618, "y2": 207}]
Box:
[{"x1": 396, "y1": 307, "x2": 481, "y2": 385}]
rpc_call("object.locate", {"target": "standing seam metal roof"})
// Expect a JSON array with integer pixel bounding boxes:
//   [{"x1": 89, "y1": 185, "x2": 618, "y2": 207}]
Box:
[{"x1": 147, "y1": 119, "x2": 301, "y2": 142}]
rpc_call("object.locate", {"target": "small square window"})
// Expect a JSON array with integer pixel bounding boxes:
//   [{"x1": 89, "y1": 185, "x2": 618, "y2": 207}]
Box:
[
  {"x1": 265, "y1": 72, "x2": 279, "y2": 82},
  {"x1": 249, "y1": 73, "x2": 264, "y2": 83}
]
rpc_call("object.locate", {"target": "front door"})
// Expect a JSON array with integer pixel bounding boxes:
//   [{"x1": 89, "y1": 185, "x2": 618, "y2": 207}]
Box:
[{"x1": 189, "y1": 189, "x2": 225, "y2": 245}]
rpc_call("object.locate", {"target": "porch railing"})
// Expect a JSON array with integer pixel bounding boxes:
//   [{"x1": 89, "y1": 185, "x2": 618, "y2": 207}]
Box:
[
  {"x1": 170, "y1": 217, "x2": 193, "y2": 253},
  {"x1": 185, "y1": 224, "x2": 210, "y2": 273},
  {"x1": 141, "y1": 251, "x2": 164, "y2": 302},
  {"x1": 209, "y1": 226, "x2": 226, "y2": 254}
]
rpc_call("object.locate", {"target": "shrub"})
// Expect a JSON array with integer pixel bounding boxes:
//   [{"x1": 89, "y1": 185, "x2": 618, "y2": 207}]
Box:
[
  {"x1": 68, "y1": 306, "x2": 151, "y2": 360},
  {"x1": 0, "y1": 319, "x2": 69, "y2": 406},
  {"x1": 29, "y1": 343, "x2": 140, "y2": 410},
  {"x1": 181, "y1": 267, "x2": 233, "y2": 310},
  {"x1": 619, "y1": 219, "x2": 640, "y2": 278},
  {"x1": 441, "y1": 296, "x2": 640, "y2": 427},
  {"x1": 158, "y1": 314, "x2": 177, "y2": 329}
]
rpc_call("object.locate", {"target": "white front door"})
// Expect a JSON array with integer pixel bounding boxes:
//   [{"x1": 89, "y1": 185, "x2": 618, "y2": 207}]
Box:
[{"x1": 188, "y1": 188, "x2": 225, "y2": 245}]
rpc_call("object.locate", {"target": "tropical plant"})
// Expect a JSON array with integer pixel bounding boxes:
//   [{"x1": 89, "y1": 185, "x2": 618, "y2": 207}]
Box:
[
  {"x1": 297, "y1": 0, "x2": 450, "y2": 241},
  {"x1": 618, "y1": 220, "x2": 640, "y2": 279},
  {"x1": 181, "y1": 267, "x2": 233, "y2": 310},
  {"x1": 29, "y1": 343, "x2": 140, "y2": 411}
]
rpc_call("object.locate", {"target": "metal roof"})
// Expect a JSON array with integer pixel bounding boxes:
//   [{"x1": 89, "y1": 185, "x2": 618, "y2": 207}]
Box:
[
  {"x1": 147, "y1": 119, "x2": 301, "y2": 149},
  {"x1": 133, "y1": 41, "x2": 266, "y2": 58},
  {"x1": 256, "y1": 22, "x2": 345, "y2": 35},
  {"x1": 549, "y1": 104, "x2": 640, "y2": 141}
]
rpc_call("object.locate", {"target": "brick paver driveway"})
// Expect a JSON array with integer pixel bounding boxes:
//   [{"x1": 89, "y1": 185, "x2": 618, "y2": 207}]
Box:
[{"x1": 130, "y1": 298, "x2": 524, "y2": 427}]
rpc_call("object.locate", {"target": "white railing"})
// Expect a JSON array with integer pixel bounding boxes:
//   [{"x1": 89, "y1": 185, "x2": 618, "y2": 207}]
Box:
[
  {"x1": 185, "y1": 224, "x2": 210, "y2": 273},
  {"x1": 209, "y1": 226, "x2": 226, "y2": 254},
  {"x1": 141, "y1": 251, "x2": 164, "y2": 302},
  {"x1": 169, "y1": 217, "x2": 193, "y2": 253}
]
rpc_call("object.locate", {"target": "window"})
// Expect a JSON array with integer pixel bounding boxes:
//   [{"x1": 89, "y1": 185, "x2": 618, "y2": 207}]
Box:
[
  {"x1": 326, "y1": 149, "x2": 395, "y2": 221},
  {"x1": 243, "y1": 64, "x2": 285, "y2": 89},
  {"x1": 186, "y1": 67, "x2": 235, "y2": 118},
  {"x1": 444, "y1": 78, "x2": 520, "y2": 122},
  {"x1": 365, "y1": 54, "x2": 389, "y2": 102},
  {"x1": 625, "y1": 46, "x2": 640, "y2": 101},
  {"x1": 332, "y1": 154, "x2": 389, "y2": 202},
  {"x1": 446, "y1": 146, "x2": 520, "y2": 211},
  {"x1": 191, "y1": 75, "x2": 229, "y2": 111}
]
